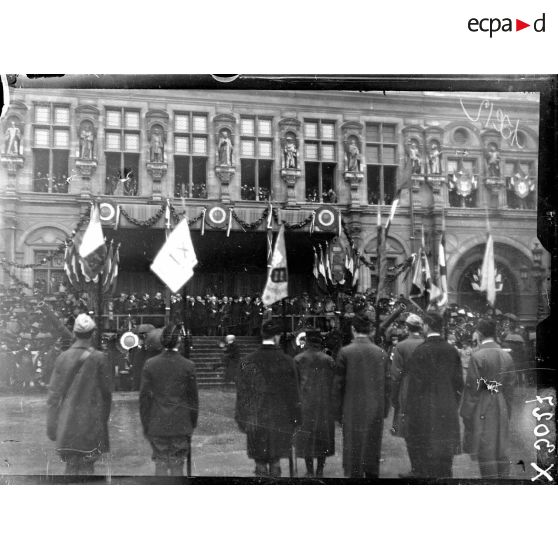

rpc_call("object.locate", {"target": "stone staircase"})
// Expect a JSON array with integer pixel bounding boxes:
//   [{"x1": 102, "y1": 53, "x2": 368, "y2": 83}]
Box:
[{"x1": 189, "y1": 336, "x2": 261, "y2": 386}]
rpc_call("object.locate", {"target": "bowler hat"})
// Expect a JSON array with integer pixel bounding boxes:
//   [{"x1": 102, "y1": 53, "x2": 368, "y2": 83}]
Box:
[{"x1": 261, "y1": 319, "x2": 282, "y2": 338}]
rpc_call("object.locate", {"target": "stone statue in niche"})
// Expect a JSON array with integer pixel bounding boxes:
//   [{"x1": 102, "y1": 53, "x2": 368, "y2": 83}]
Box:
[
  {"x1": 345, "y1": 137, "x2": 361, "y2": 172},
  {"x1": 218, "y1": 129, "x2": 234, "y2": 166},
  {"x1": 149, "y1": 126, "x2": 165, "y2": 163},
  {"x1": 283, "y1": 133, "x2": 298, "y2": 169},
  {"x1": 427, "y1": 140, "x2": 442, "y2": 175},
  {"x1": 3, "y1": 120, "x2": 22, "y2": 155},
  {"x1": 408, "y1": 139, "x2": 422, "y2": 174},
  {"x1": 79, "y1": 121, "x2": 95, "y2": 159},
  {"x1": 485, "y1": 143, "x2": 501, "y2": 177}
]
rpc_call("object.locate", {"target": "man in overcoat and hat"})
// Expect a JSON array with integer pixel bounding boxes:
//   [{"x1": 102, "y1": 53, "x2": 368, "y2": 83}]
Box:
[
  {"x1": 294, "y1": 330, "x2": 336, "y2": 478},
  {"x1": 460, "y1": 319, "x2": 515, "y2": 479},
  {"x1": 235, "y1": 319, "x2": 301, "y2": 478},
  {"x1": 140, "y1": 324, "x2": 198, "y2": 476},
  {"x1": 333, "y1": 314, "x2": 390, "y2": 478},
  {"x1": 390, "y1": 313, "x2": 424, "y2": 477},
  {"x1": 47, "y1": 314, "x2": 113, "y2": 475},
  {"x1": 405, "y1": 311, "x2": 463, "y2": 479}
]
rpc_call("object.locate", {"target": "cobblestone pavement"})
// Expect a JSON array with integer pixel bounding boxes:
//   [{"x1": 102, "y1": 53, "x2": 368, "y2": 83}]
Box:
[{"x1": 0, "y1": 387, "x2": 538, "y2": 481}]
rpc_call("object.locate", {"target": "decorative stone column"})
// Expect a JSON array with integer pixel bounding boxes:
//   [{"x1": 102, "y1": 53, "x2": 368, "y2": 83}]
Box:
[
  {"x1": 213, "y1": 113, "x2": 237, "y2": 202},
  {"x1": 278, "y1": 118, "x2": 302, "y2": 205},
  {"x1": 145, "y1": 110, "x2": 169, "y2": 201},
  {"x1": 341, "y1": 121, "x2": 364, "y2": 208}
]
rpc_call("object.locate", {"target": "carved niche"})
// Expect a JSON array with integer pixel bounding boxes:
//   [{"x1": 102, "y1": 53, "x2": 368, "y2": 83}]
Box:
[
  {"x1": 145, "y1": 110, "x2": 169, "y2": 183},
  {"x1": 1, "y1": 101, "x2": 27, "y2": 179},
  {"x1": 424, "y1": 126, "x2": 445, "y2": 200},
  {"x1": 340, "y1": 122, "x2": 364, "y2": 206},
  {"x1": 278, "y1": 118, "x2": 302, "y2": 204},
  {"x1": 481, "y1": 131, "x2": 505, "y2": 193},
  {"x1": 74, "y1": 105, "x2": 100, "y2": 178},
  {"x1": 213, "y1": 114, "x2": 237, "y2": 195}
]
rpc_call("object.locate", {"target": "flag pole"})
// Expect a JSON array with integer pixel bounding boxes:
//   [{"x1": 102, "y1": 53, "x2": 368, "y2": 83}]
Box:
[{"x1": 97, "y1": 257, "x2": 104, "y2": 350}]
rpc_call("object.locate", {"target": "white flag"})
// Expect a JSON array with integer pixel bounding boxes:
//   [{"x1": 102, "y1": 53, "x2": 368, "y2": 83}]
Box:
[
  {"x1": 480, "y1": 233, "x2": 496, "y2": 306},
  {"x1": 262, "y1": 225, "x2": 288, "y2": 307},
  {"x1": 150, "y1": 218, "x2": 198, "y2": 293}
]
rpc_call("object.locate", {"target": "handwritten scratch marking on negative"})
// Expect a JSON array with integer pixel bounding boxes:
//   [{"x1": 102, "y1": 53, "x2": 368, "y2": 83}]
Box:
[{"x1": 476, "y1": 377, "x2": 503, "y2": 393}]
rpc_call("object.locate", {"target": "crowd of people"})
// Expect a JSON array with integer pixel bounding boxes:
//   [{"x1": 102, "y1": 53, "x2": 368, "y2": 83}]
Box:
[
  {"x1": 33, "y1": 171, "x2": 69, "y2": 193},
  {"x1": 0, "y1": 280, "x2": 535, "y2": 395},
  {"x1": 37, "y1": 305, "x2": 534, "y2": 479}
]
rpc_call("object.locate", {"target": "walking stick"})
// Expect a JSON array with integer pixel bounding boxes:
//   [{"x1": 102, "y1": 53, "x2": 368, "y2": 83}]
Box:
[{"x1": 187, "y1": 437, "x2": 192, "y2": 477}]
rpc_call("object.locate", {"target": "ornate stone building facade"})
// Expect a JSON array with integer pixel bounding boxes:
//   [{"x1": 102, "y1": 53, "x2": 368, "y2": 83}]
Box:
[{"x1": 0, "y1": 87, "x2": 547, "y2": 324}]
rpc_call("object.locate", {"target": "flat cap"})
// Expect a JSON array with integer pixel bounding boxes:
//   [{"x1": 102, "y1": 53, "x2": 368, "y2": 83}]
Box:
[
  {"x1": 405, "y1": 313, "x2": 423, "y2": 328},
  {"x1": 73, "y1": 313, "x2": 96, "y2": 334}
]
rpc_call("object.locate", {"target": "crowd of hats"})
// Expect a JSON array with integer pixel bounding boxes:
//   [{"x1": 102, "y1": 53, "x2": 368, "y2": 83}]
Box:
[{"x1": 0, "y1": 285, "x2": 91, "y2": 351}]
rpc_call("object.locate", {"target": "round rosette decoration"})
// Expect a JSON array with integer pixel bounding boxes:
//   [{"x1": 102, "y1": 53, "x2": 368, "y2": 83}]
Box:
[
  {"x1": 99, "y1": 202, "x2": 117, "y2": 222},
  {"x1": 206, "y1": 203, "x2": 229, "y2": 229},
  {"x1": 120, "y1": 331, "x2": 139, "y2": 351},
  {"x1": 315, "y1": 206, "x2": 337, "y2": 231}
]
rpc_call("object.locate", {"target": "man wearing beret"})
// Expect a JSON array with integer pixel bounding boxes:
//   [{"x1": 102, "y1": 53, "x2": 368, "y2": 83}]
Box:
[
  {"x1": 405, "y1": 311, "x2": 463, "y2": 479},
  {"x1": 235, "y1": 319, "x2": 301, "y2": 478},
  {"x1": 390, "y1": 313, "x2": 425, "y2": 477},
  {"x1": 332, "y1": 314, "x2": 390, "y2": 479},
  {"x1": 47, "y1": 314, "x2": 113, "y2": 475}
]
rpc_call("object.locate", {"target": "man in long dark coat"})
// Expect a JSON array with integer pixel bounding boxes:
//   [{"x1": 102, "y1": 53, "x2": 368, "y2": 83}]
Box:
[
  {"x1": 140, "y1": 324, "x2": 198, "y2": 476},
  {"x1": 47, "y1": 314, "x2": 112, "y2": 475},
  {"x1": 460, "y1": 319, "x2": 515, "y2": 479},
  {"x1": 235, "y1": 319, "x2": 301, "y2": 478},
  {"x1": 390, "y1": 313, "x2": 424, "y2": 477},
  {"x1": 406, "y1": 312, "x2": 463, "y2": 479},
  {"x1": 333, "y1": 314, "x2": 390, "y2": 479},
  {"x1": 294, "y1": 330, "x2": 335, "y2": 477}
]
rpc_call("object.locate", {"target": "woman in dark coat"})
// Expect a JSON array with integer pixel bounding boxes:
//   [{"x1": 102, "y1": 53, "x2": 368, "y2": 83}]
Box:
[
  {"x1": 294, "y1": 330, "x2": 335, "y2": 477},
  {"x1": 139, "y1": 324, "x2": 198, "y2": 476}
]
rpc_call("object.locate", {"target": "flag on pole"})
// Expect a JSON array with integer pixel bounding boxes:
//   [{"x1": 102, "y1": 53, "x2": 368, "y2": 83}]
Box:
[
  {"x1": 318, "y1": 245, "x2": 326, "y2": 280},
  {"x1": 79, "y1": 204, "x2": 107, "y2": 281},
  {"x1": 324, "y1": 242, "x2": 333, "y2": 284},
  {"x1": 423, "y1": 248, "x2": 442, "y2": 304},
  {"x1": 376, "y1": 204, "x2": 388, "y2": 298},
  {"x1": 410, "y1": 252, "x2": 424, "y2": 298},
  {"x1": 352, "y1": 258, "x2": 360, "y2": 287},
  {"x1": 63, "y1": 242, "x2": 77, "y2": 287},
  {"x1": 384, "y1": 197, "x2": 400, "y2": 239},
  {"x1": 436, "y1": 231, "x2": 448, "y2": 307},
  {"x1": 312, "y1": 247, "x2": 319, "y2": 280},
  {"x1": 102, "y1": 240, "x2": 114, "y2": 292},
  {"x1": 479, "y1": 233, "x2": 496, "y2": 306},
  {"x1": 70, "y1": 237, "x2": 84, "y2": 285},
  {"x1": 262, "y1": 224, "x2": 288, "y2": 307},
  {"x1": 150, "y1": 217, "x2": 198, "y2": 293},
  {"x1": 107, "y1": 243, "x2": 120, "y2": 295}
]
